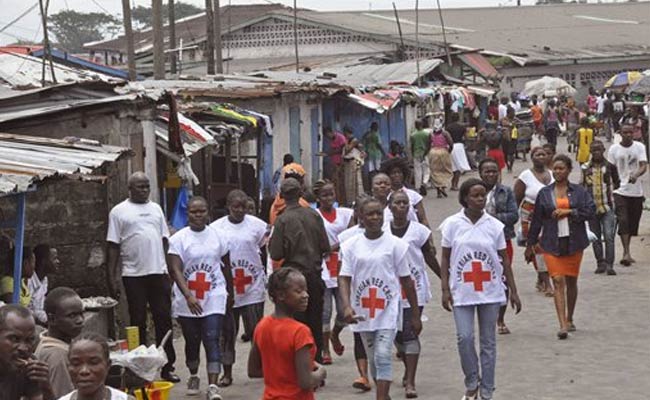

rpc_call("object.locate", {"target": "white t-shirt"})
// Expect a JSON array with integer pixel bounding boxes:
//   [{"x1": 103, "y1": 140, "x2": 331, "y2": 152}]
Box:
[
  {"x1": 517, "y1": 169, "x2": 554, "y2": 204},
  {"x1": 385, "y1": 188, "x2": 422, "y2": 223},
  {"x1": 498, "y1": 104, "x2": 508, "y2": 120},
  {"x1": 607, "y1": 142, "x2": 648, "y2": 197},
  {"x1": 318, "y1": 208, "x2": 354, "y2": 289},
  {"x1": 168, "y1": 226, "x2": 229, "y2": 318},
  {"x1": 59, "y1": 387, "x2": 128, "y2": 400},
  {"x1": 340, "y1": 231, "x2": 410, "y2": 332},
  {"x1": 338, "y1": 224, "x2": 364, "y2": 244},
  {"x1": 439, "y1": 211, "x2": 507, "y2": 307},
  {"x1": 106, "y1": 200, "x2": 170, "y2": 277},
  {"x1": 390, "y1": 221, "x2": 432, "y2": 309},
  {"x1": 596, "y1": 96, "x2": 605, "y2": 114},
  {"x1": 210, "y1": 215, "x2": 268, "y2": 307}
]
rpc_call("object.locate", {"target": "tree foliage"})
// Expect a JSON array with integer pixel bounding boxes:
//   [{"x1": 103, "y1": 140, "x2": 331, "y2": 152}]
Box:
[
  {"x1": 132, "y1": 1, "x2": 203, "y2": 29},
  {"x1": 49, "y1": 10, "x2": 119, "y2": 52}
]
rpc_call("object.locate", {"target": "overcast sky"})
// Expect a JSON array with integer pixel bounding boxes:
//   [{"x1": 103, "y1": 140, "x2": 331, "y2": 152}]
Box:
[{"x1": 0, "y1": 0, "x2": 637, "y2": 46}]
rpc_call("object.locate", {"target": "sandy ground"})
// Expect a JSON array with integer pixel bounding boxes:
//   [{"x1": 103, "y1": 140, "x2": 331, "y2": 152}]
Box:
[{"x1": 162, "y1": 136, "x2": 650, "y2": 400}]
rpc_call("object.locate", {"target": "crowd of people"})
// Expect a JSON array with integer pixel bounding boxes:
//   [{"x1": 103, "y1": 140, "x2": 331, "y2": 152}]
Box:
[{"x1": 0, "y1": 89, "x2": 648, "y2": 400}]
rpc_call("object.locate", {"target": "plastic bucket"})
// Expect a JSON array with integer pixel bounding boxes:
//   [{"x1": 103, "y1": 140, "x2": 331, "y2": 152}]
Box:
[{"x1": 133, "y1": 381, "x2": 174, "y2": 400}]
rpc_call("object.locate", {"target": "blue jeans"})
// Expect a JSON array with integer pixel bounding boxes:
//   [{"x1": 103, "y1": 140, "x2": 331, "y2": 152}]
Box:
[
  {"x1": 178, "y1": 314, "x2": 223, "y2": 375},
  {"x1": 322, "y1": 287, "x2": 345, "y2": 332},
  {"x1": 359, "y1": 329, "x2": 396, "y2": 381},
  {"x1": 453, "y1": 303, "x2": 500, "y2": 400},
  {"x1": 589, "y1": 209, "x2": 616, "y2": 268}
]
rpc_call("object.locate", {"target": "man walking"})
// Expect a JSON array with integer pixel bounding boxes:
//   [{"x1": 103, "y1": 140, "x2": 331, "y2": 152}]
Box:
[
  {"x1": 607, "y1": 125, "x2": 648, "y2": 267},
  {"x1": 35, "y1": 287, "x2": 84, "y2": 398},
  {"x1": 582, "y1": 140, "x2": 617, "y2": 275},
  {"x1": 269, "y1": 178, "x2": 331, "y2": 362},
  {"x1": 411, "y1": 119, "x2": 431, "y2": 196},
  {"x1": 106, "y1": 171, "x2": 179, "y2": 382}
]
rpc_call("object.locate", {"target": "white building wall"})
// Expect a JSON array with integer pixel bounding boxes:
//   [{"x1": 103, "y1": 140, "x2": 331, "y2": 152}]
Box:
[{"x1": 499, "y1": 59, "x2": 650, "y2": 101}]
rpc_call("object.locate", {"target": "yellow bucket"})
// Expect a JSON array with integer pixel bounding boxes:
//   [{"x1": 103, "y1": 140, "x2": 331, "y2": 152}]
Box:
[{"x1": 133, "y1": 381, "x2": 174, "y2": 400}]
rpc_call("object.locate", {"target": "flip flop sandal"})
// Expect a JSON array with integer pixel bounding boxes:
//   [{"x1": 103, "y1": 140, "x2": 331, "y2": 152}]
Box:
[
  {"x1": 352, "y1": 377, "x2": 372, "y2": 391},
  {"x1": 330, "y1": 337, "x2": 345, "y2": 356},
  {"x1": 217, "y1": 376, "x2": 233, "y2": 387},
  {"x1": 557, "y1": 330, "x2": 569, "y2": 340},
  {"x1": 322, "y1": 355, "x2": 333, "y2": 365},
  {"x1": 405, "y1": 387, "x2": 418, "y2": 398},
  {"x1": 567, "y1": 322, "x2": 576, "y2": 332},
  {"x1": 461, "y1": 393, "x2": 478, "y2": 400},
  {"x1": 498, "y1": 325, "x2": 511, "y2": 335},
  {"x1": 620, "y1": 259, "x2": 631, "y2": 267}
]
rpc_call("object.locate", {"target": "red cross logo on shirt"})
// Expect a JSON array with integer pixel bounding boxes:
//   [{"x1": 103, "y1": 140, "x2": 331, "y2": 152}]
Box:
[
  {"x1": 326, "y1": 252, "x2": 339, "y2": 278},
  {"x1": 361, "y1": 287, "x2": 386, "y2": 319},
  {"x1": 188, "y1": 272, "x2": 211, "y2": 299},
  {"x1": 233, "y1": 268, "x2": 253, "y2": 295},
  {"x1": 463, "y1": 261, "x2": 492, "y2": 292}
]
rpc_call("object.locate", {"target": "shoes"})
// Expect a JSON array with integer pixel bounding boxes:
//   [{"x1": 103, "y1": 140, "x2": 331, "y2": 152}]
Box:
[
  {"x1": 162, "y1": 370, "x2": 181, "y2": 383},
  {"x1": 595, "y1": 262, "x2": 607, "y2": 274},
  {"x1": 567, "y1": 322, "x2": 577, "y2": 332},
  {"x1": 206, "y1": 384, "x2": 223, "y2": 400},
  {"x1": 557, "y1": 330, "x2": 569, "y2": 340},
  {"x1": 419, "y1": 185, "x2": 427, "y2": 196},
  {"x1": 352, "y1": 376, "x2": 372, "y2": 392},
  {"x1": 187, "y1": 375, "x2": 200, "y2": 396},
  {"x1": 606, "y1": 268, "x2": 617, "y2": 276},
  {"x1": 240, "y1": 333, "x2": 251, "y2": 342}
]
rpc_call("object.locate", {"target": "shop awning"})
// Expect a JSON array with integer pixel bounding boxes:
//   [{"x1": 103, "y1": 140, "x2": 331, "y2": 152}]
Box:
[
  {"x1": 347, "y1": 89, "x2": 402, "y2": 114},
  {"x1": 155, "y1": 112, "x2": 216, "y2": 158}
]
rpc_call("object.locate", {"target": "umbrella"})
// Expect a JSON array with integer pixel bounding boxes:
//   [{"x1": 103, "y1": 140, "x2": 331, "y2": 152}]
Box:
[
  {"x1": 626, "y1": 74, "x2": 650, "y2": 95},
  {"x1": 604, "y1": 71, "x2": 643, "y2": 89},
  {"x1": 523, "y1": 76, "x2": 576, "y2": 98}
]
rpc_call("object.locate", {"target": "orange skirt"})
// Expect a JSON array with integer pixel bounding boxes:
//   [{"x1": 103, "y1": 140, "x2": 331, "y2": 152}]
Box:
[{"x1": 543, "y1": 251, "x2": 583, "y2": 278}]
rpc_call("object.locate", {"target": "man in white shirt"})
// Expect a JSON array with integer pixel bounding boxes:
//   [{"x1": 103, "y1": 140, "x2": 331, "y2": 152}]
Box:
[
  {"x1": 498, "y1": 96, "x2": 509, "y2": 120},
  {"x1": 106, "y1": 172, "x2": 179, "y2": 382},
  {"x1": 607, "y1": 124, "x2": 648, "y2": 267}
]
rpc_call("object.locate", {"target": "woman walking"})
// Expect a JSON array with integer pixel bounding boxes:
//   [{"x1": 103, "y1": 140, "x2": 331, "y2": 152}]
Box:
[
  {"x1": 478, "y1": 158, "x2": 519, "y2": 335},
  {"x1": 339, "y1": 197, "x2": 421, "y2": 400},
  {"x1": 447, "y1": 113, "x2": 471, "y2": 190},
  {"x1": 439, "y1": 178, "x2": 521, "y2": 400},
  {"x1": 428, "y1": 119, "x2": 454, "y2": 198},
  {"x1": 526, "y1": 155, "x2": 595, "y2": 339},
  {"x1": 513, "y1": 147, "x2": 554, "y2": 296},
  {"x1": 313, "y1": 180, "x2": 354, "y2": 365},
  {"x1": 388, "y1": 191, "x2": 440, "y2": 398},
  {"x1": 168, "y1": 196, "x2": 232, "y2": 399}
]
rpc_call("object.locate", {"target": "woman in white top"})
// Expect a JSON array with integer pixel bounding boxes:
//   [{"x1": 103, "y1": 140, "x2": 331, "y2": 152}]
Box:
[
  {"x1": 339, "y1": 197, "x2": 421, "y2": 400},
  {"x1": 381, "y1": 157, "x2": 431, "y2": 228},
  {"x1": 210, "y1": 190, "x2": 268, "y2": 387},
  {"x1": 167, "y1": 196, "x2": 231, "y2": 400},
  {"x1": 513, "y1": 146, "x2": 554, "y2": 296},
  {"x1": 388, "y1": 191, "x2": 440, "y2": 399},
  {"x1": 59, "y1": 333, "x2": 134, "y2": 400},
  {"x1": 313, "y1": 180, "x2": 354, "y2": 365},
  {"x1": 440, "y1": 178, "x2": 521, "y2": 400}
]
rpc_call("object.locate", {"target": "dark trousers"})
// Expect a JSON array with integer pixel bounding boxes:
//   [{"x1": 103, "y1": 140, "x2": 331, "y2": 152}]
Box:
[
  {"x1": 220, "y1": 302, "x2": 265, "y2": 366},
  {"x1": 178, "y1": 314, "x2": 223, "y2": 375},
  {"x1": 292, "y1": 268, "x2": 325, "y2": 363},
  {"x1": 122, "y1": 274, "x2": 176, "y2": 373}
]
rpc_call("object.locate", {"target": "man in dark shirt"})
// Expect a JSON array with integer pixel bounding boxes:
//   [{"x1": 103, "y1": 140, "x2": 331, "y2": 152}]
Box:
[
  {"x1": 269, "y1": 178, "x2": 330, "y2": 362},
  {"x1": 0, "y1": 304, "x2": 53, "y2": 400}
]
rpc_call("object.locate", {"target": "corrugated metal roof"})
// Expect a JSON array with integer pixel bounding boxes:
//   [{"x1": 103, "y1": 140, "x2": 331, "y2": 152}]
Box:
[
  {"x1": 0, "y1": 133, "x2": 131, "y2": 196},
  {"x1": 252, "y1": 59, "x2": 443, "y2": 88},
  {"x1": 0, "y1": 52, "x2": 122, "y2": 89}
]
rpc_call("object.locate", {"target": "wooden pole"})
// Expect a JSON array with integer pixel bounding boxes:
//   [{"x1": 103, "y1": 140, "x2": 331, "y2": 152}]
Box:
[
  {"x1": 205, "y1": 0, "x2": 215, "y2": 74},
  {"x1": 213, "y1": 0, "x2": 223, "y2": 73},
  {"x1": 38, "y1": 0, "x2": 56, "y2": 85},
  {"x1": 392, "y1": 2, "x2": 405, "y2": 60},
  {"x1": 122, "y1": 0, "x2": 137, "y2": 80},
  {"x1": 169, "y1": 0, "x2": 177, "y2": 74},
  {"x1": 436, "y1": 0, "x2": 452, "y2": 66},
  {"x1": 293, "y1": 0, "x2": 299, "y2": 73},
  {"x1": 152, "y1": 0, "x2": 165, "y2": 79},
  {"x1": 415, "y1": 0, "x2": 421, "y2": 86}
]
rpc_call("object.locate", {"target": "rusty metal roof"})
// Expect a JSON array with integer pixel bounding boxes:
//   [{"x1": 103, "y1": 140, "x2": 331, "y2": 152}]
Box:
[{"x1": 0, "y1": 133, "x2": 131, "y2": 196}]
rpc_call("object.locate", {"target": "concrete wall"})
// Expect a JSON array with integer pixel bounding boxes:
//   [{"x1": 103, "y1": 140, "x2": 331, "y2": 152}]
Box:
[
  {"x1": 0, "y1": 177, "x2": 119, "y2": 296},
  {"x1": 499, "y1": 59, "x2": 650, "y2": 101}
]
